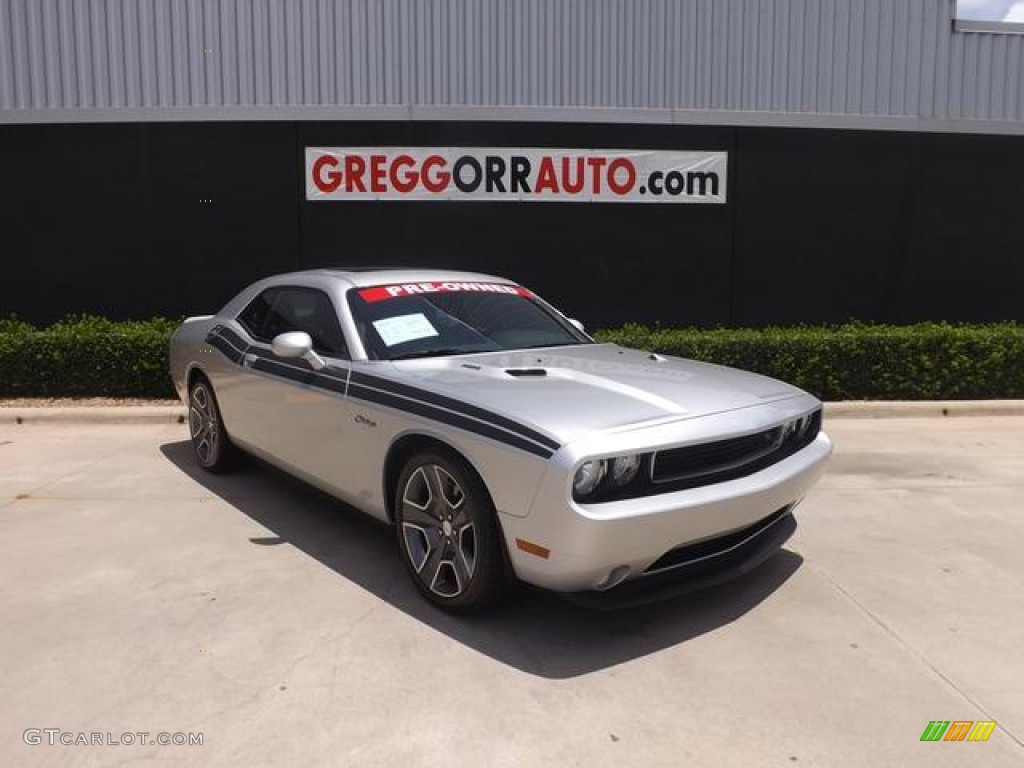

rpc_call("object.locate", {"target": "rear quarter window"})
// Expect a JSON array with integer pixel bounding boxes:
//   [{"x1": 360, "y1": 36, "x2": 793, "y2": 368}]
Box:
[{"x1": 237, "y1": 290, "x2": 276, "y2": 340}]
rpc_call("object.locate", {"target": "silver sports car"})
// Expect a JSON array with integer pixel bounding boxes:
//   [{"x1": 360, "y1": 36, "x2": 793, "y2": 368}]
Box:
[{"x1": 170, "y1": 269, "x2": 831, "y2": 610}]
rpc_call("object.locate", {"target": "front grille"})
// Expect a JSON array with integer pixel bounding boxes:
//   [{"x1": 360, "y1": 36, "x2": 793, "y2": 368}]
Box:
[
  {"x1": 650, "y1": 409, "x2": 821, "y2": 490},
  {"x1": 652, "y1": 430, "x2": 780, "y2": 482}
]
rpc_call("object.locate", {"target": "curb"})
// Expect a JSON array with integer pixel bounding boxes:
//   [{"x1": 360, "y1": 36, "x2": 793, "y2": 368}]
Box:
[
  {"x1": 3, "y1": 406, "x2": 187, "y2": 425},
  {"x1": 4, "y1": 401, "x2": 1024, "y2": 425},
  {"x1": 823, "y1": 400, "x2": 1024, "y2": 419}
]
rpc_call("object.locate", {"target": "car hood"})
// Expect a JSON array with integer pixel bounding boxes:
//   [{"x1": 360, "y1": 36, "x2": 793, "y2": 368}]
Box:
[{"x1": 387, "y1": 344, "x2": 810, "y2": 445}]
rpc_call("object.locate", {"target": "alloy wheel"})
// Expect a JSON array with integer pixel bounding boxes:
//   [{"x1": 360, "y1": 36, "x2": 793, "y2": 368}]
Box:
[
  {"x1": 189, "y1": 382, "x2": 220, "y2": 467},
  {"x1": 400, "y1": 464, "x2": 478, "y2": 598}
]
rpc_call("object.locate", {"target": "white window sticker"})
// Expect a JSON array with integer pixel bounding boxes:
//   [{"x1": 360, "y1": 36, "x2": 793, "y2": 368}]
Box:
[{"x1": 372, "y1": 313, "x2": 439, "y2": 347}]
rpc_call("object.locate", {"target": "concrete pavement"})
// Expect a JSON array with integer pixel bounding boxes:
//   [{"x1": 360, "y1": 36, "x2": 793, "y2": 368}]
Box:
[{"x1": 0, "y1": 417, "x2": 1022, "y2": 766}]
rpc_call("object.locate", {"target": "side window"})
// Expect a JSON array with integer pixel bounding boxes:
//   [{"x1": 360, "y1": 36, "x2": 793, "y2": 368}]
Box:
[
  {"x1": 237, "y1": 287, "x2": 349, "y2": 359},
  {"x1": 237, "y1": 289, "x2": 277, "y2": 341}
]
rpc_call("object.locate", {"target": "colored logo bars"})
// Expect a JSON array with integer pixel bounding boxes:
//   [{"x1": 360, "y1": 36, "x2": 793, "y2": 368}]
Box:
[{"x1": 920, "y1": 721, "x2": 997, "y2": 742}]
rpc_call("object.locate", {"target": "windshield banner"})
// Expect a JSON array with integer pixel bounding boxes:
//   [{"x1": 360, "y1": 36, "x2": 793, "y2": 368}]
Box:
[
  {"x1": 358, "y1": 282, "x2": 532, "y2": 303},
  {"x1": 306, "y1": 147, "x2": 727, "y2": 204}
]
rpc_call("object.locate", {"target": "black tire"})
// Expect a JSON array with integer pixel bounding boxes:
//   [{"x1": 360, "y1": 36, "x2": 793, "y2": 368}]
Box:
[
  {"x1": 187, "y1": 375, "x2": 235, "y2": 473},
  {"x1": 394, "y1": 450, "x2": 506, "y2": 612}
]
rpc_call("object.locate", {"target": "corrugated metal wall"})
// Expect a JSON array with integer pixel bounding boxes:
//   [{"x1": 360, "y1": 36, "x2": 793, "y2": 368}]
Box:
[{"x1": 1, "y1": 0, "x2": 1022, "y2": 127}]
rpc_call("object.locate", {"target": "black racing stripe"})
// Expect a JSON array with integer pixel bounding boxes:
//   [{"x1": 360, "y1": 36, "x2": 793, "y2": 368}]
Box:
[
  {"x1": 348, "y1": 382, "x2": 554, "y2": 459},
  {"x1": 251, "y1": 357, "x2": 313, "y2": 385},
  {"x1": 312, "y1": 371, "x2": 348, "y2": 395},
  {"x1": 244, "y1": 345, "x2": 314, "y2": 367},
  {"x1": 245, "y1": 345, "x2": 310, "y2": 365},
  {"x1": 206, "y1": 326, "x2": 248, "y2": 354},
  {"x1": 349, "y1": 370, "x2": 561, "y2": 452},
  {"x1": 204, "y1": 329, "x2": 550, "y2": 458},
  {"x1": 243, "y1": 346, "x2": 350, "y2": 395},
  {"x1": 204, "y1": 327, "x2": 223, "y2": 347},
  {"x1": 207, "y1": 334, "x2": 244, "y2": 364},
  {"x1": 216, "y1": 326, "x2": 247, "y2": 346}
]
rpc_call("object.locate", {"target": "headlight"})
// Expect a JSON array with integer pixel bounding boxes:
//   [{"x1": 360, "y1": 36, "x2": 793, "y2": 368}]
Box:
[
  {"x1": 573, "y1": 453, "x2": 650, "y2": 501},
  {"x1": 573, "y1": 460, "x2": 607, "y2": 497},
  {"x1": 610, "y1": 454, "x2": 641, "y2": 486}
]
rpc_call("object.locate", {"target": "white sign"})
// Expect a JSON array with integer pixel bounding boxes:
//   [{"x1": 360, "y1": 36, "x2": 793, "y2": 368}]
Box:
[
  {"x1": 372, "y1": 314, "x2": 440, "y2": 347},
  {"x1": 306, "y1": 147, "x2": 727, "y2": 204}
]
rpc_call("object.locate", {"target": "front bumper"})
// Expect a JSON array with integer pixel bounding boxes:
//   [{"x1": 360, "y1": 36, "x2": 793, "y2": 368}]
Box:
[
  {"x1": 499, "y1": 431, "x2": 831, "y2": 594},
  {"x1": 560, "y1": 507, "x2": 798, "y2": 609}
]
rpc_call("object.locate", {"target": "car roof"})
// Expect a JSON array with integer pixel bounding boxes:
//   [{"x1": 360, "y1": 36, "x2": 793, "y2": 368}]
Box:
[
  {"x1": 217, "y1": 267, "x2": 531, "y2": 319},
  {"x1": 288, "y1": 267, "x2": 520, "y2": 289}
]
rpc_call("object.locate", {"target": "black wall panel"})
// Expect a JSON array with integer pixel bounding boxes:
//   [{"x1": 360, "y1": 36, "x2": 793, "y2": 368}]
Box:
[
  {"x1": 0, "y1": 122, "x2": 299, "y2": 323},
  {"x1": 731, "y1": 128, "x2": 914, "y2": 325},
  {"x1": 898, "y1": 133, "x2": 1024, "y2": 323},
  {"x1": 0, "y1": 124, "x2": 148, "y2": 322},
  {"x1": 0, "y1": 121, "x2": 1021, "y2": 328},
  {"x1": 138, "y1": 122, "x2": 301, "y2": 319}
]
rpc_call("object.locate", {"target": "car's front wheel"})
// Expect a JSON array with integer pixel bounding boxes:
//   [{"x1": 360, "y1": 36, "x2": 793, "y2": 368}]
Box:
[
  {"x1": 187, "y1": 376, "x2": 234, "y2": 473},
  {"x1": 395, "y1": 451, "x2": 506, "y2": 611}
]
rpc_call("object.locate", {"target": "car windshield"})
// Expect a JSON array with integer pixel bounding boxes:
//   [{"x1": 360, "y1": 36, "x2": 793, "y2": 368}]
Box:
[{"x1": 347, "y1": 282, "x2": 589, "y2": 361}]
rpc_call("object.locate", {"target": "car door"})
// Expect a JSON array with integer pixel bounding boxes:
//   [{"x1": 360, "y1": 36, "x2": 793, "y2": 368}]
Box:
[{"x1": 227, "y1": 285, "x2": 361, "y2": 501}]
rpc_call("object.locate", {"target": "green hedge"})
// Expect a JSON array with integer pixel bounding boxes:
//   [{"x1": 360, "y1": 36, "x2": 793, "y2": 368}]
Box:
[
  {"x1": 0, "y1": 316, "x2": 1022, "y2": 400},
  {"x1": 0, "y1": 315, "x2": 179, "y2": 398},
  {"x1": 594, "y1": 322, "x2": 1024, "y2": 401}
]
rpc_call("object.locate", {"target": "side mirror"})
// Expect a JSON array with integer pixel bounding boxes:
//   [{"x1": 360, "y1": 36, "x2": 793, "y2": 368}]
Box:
[
  {"x1": 567, "y1": 318, "x2": 586, "y2": 334},
  {"x1": 271, "y1": 332, "x2": 326, "y2": 370}
]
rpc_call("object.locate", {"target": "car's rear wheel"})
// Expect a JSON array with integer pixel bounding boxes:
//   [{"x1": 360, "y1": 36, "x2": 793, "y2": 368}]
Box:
[
  {"x1": 395, "y1": 451, "x2": 505, "y2": 611},
  {"x1": 188, "y1": 376, "x2": 234, "y2": 473}
]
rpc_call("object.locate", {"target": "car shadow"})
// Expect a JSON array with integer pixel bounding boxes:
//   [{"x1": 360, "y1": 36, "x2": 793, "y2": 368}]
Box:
[{"x1": 160, "y1": 440, "x2": 803, "y2": 679}]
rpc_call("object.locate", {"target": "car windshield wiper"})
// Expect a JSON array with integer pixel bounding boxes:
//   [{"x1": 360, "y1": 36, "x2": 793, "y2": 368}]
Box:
[
  {"x1": 389, "y1": 347, "x2": 487, "y2": 361},
  {"x1": 517, "y1": 341, "x2": 587, "y2": 350}
]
